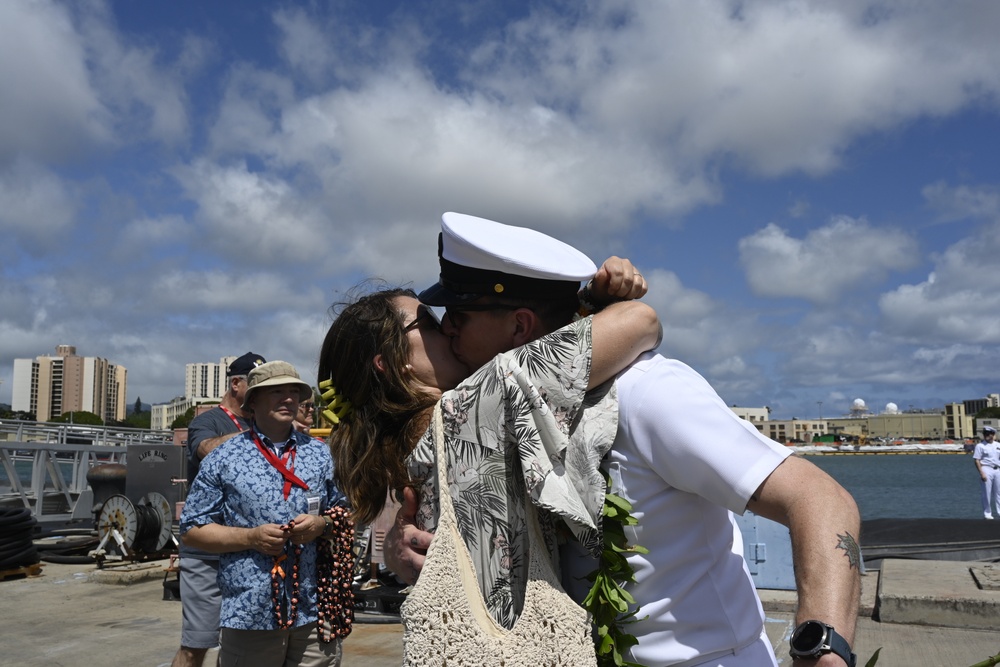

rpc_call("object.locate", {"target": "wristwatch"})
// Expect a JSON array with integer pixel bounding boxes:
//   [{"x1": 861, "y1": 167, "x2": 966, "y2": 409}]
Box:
[{"x1": 789, "y1": 620, "x2": 856, "y2": 666}]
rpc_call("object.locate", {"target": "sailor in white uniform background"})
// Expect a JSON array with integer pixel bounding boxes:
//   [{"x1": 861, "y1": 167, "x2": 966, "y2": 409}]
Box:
[{"x1": 973, "y1": 426, "x2": 1000, "y2": 519}]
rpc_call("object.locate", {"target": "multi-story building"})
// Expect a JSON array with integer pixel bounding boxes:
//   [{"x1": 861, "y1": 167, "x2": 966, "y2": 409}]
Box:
[
  {"x1": 944, "y1": 403, "x2": 974, "y2": 440},
  {"x1": 11, "y1": 345, "x2": 127, "y2": 423},
  {"x1": 185, "y1": 356, "x2": 238, "y2": 402},
  {"x1": 150, "y1": 357, "x2": 239, "y2": 430},
  {"x1": 763, "y1": 420, "x2": 829, "y2": 444},
  {"x1": 729, "y1": 406, "x2": 770, "y2": 433},
  {"x1": 963, "y1": 393, "x2": 1000, "y2": 420}
]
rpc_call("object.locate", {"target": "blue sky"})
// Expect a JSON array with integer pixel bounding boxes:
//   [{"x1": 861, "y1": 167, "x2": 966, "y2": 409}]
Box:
[{"x1": 2, "y1": 0, "x2": 1000, "y2": 420}]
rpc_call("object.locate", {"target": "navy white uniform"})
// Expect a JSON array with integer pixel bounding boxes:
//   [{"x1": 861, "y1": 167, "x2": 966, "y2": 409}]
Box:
[{"x1": 973, "y1": 427, "x2": 1000, "y2": 519}]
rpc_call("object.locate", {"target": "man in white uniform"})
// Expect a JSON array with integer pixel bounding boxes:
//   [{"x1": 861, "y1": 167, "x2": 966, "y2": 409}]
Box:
[
  {"x1": 973, "y1": 426, "x2": 1000, "y2": 519},
  {"x1": 389, "y1": 212, "x2": 862, "y2": 667}
]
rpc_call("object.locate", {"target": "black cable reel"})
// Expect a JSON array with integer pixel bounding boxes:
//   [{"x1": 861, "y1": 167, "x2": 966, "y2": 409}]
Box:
[{"x1": 90, "y1": 492, "x2": 174, "y2": 566}]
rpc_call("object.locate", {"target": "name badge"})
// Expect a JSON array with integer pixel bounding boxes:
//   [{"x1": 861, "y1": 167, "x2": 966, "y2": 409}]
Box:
[{"x1": 307, "y1": 496, "x2": 321, "y2": 515}]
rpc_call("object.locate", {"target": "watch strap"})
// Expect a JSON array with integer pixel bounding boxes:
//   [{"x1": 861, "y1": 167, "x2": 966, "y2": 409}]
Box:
[{"x1": 826, "y1": 627, "x2": 856, "y2": 667}]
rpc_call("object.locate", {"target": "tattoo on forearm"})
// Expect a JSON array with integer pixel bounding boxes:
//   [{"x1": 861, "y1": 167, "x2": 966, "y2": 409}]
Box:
[{"x1": 836, "y1": 532, "x2": 861, "y2": 570}]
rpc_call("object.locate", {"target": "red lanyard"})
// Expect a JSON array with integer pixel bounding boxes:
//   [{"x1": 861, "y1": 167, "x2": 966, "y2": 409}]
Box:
[
  {"x1": 218, "y1": 405, "x2": 244, "y2": 431},
  {"x1": 251, "y1": 430, "x2": 309, "y2": 500}
]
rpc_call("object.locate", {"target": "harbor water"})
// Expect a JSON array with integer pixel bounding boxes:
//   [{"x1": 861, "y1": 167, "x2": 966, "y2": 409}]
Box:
[
  {"x1": 808, "y1": 453, "x2": 983, "y2": 520},
  {"x1": 6, "y1": 453, "x2": 987, "y2": 521}
]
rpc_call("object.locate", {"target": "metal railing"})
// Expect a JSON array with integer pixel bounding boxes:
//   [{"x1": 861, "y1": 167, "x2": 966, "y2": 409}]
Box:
[{"x1": 0, "y1": 420, "x2": 173, "y2": 525}]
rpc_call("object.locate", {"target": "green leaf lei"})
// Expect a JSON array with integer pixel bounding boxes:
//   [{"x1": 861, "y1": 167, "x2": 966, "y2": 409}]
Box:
[{"x1": 582, "y1": 469, "x2": 649, "y2": 667}]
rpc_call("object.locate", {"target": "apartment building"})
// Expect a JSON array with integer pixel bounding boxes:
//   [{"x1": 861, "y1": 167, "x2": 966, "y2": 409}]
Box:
[
  {"x1": 151, "y1": 356, "x2": 239, "y2": 430},
  {"x1": 11, "y1": 345, "x2": 127, "y2": 423}
]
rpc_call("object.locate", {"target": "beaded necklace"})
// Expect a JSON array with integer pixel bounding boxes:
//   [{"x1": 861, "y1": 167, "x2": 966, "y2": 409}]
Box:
[
  {"x1": 315, "y1": 506, "x2": 355, "y2": 641},
  {"x1": 269, "y1": 507, "x2": 356, "y2": 640},
  {"x1": 272, "y1": 520, "x2": 303, "y2": 629}
]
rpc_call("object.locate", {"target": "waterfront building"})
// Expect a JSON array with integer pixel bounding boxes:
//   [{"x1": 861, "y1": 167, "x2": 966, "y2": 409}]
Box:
[
  {"x1": 839, "y1": 413, "x2": 947, "y2": 441},
  {"x1": 820, "y1": 409, "x2": 972, "y2": 442},
  {"x1": 763, "y1": 419, "x2": 829, "y2": 444},
  {"x1": 944, "y1": 403, "x2": 974, "y2": 440},
  {"x1": 979, "y1": 418, "x2": 1000, "y2": 433},
  {"x1": 11, "y1": 345, "x2": 127, "y2": 423},
  {"x1": 729, "y1": 406, "x2": 770, "y2": 432},
  {"x1": 963, "y1": 393, "x2": 1000, "y2": 418}
]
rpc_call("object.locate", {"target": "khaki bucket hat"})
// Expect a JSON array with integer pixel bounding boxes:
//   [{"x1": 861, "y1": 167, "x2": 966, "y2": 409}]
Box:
[{"x1": 241, "y1": 360, "x2": 313, "y2": 411}]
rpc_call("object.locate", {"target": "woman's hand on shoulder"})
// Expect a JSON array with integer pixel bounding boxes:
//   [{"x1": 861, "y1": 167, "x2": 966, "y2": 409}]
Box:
[{"x1": 591, "y1": 256, "x2": 647, "y2": 303}]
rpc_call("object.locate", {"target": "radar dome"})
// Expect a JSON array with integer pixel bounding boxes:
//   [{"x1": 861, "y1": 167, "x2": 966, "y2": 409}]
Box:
[
  {"x1": 852, "y1": 398, "x2": 866, "y2": 409},
  {"x1": 885, "y1": 402, "x2": 899, "y2": 414}
]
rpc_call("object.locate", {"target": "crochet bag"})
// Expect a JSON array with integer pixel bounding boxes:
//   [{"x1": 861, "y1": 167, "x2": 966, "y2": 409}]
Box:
[{"x1": 400, "y1": 403, "x2": 597, "y2": 667}]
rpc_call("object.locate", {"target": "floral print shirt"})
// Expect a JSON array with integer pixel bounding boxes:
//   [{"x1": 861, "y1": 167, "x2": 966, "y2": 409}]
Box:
[
  {"x1": 407, "y1": 317, "x2": 618, "y2": 629},
  {"x1": 181, "y1": 426, "x2": 348, "y2": 630}
]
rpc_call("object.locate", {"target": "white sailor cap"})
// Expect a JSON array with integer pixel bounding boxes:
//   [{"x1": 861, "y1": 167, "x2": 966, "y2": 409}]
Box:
[
  {"x1": 984, "y1": 426, "x2": 997, "y2": 434},
  {"x1": 419, "y1": 212, "x2": 597, "y2": 306}
]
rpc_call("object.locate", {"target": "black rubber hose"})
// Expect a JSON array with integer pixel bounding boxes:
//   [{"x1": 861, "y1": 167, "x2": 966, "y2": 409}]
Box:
[
  {"x1": 34, "y1": 528, "x2": 98, "y2": 539},
  {"x1": 0, "y1": 508, "x2": 32, "y2": 525},
  {"x1": 0, "y1": 527, "x2": 36, "y2": 545},
  {"x1": 33, "y1": 536, "x2": 98, "y2": 551},
  {"x1": 38, "y1": 551, "x2": 95, "y2": 564},
  {"x1": 0, "y1": 517, "x2": 37, "y2": 536},
  {"x1": 0, "y1": 541, "x2": 33, "y2": 560},
  {"x1": 0, "y1": 544, "x2": 39, "y2": 569}
]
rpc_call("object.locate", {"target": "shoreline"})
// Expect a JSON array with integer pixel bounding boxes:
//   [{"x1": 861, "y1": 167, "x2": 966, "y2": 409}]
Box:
[{"x1": 792, "y1": 443, "x2": 969, "y2": 455}]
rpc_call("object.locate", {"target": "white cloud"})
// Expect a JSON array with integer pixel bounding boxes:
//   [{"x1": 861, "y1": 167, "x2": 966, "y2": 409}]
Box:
[
  {"x1": 880, "y1": 220, "x2": 1000, "y2": 343},
  {"x1": 0, "y1": 0, "x2": 192, "y2": 166},
  {"x1": 468, "y1": 2, "x2": 1000, "y2": 177},
  {"x1": 788, "y1": 198, "x2": 810, "y2": 219},
  {"x1": 273, "y1": 7, "x2": 337, "y2": 84},
  {"x1": 5, "y1": 0, "x2": 1000, "y2": 418},
  {"x1": 172, "y1": 160, "x2": 335, "y2": 264},
  {"x1": 738, "y1": 217, "x2": 919, "y2": 303},
  {"x1": 208, "y1": 65, "x2": 297, "y2": 159},
  {"x1": 642, "y1": 269, "x2": 764, "y2": 370},
  {"x1": 150, "y1": 269, "x2": 316, "y2": 313},
  {"x1": 0, "y1": 158, "x2": 77, "y2": 249},
  {"x1": 208, "y1": 62, "x2": 716, "y2": 232},
  {"x1": 201, "y1": 1, "x2": 1000, "y2": 251},
  {"x1": 708, "y1": 355, "x2": 748, "y2": 378},
  {"x1": 923, "y1": 181, "x2": 1000, "y2": 222},
  {"x1": 0, "y1": 0, "x2": 110, "y2": 163},
  {"x1": 119, "y1": 215, "x2": 194, "y2": 250},
  {"x1": 75, "y1": 0, "x2": 189, "y2": 144}
]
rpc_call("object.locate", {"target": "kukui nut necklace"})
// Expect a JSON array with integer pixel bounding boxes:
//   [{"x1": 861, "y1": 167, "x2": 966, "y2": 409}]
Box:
[
  {"x1": 315, "y1": 505, "x2": 355, "y2": 641},
  {"x1": 272, "y1": 520, "x2": 303, "y2": 630}
]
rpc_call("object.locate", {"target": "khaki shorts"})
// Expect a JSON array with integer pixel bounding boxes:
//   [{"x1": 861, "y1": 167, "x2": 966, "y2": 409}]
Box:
[
  {"x1": 179, "y1": 557, "x2": 221, "y2": 649},
  {"x1": 219, "y1": 622, "x2": 342, "y2": 667}
]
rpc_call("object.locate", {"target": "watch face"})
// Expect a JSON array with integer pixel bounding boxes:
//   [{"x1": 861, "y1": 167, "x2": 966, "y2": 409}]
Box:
[{"x1": 792, "y1": 621, "x2": 827, "y2": 652}]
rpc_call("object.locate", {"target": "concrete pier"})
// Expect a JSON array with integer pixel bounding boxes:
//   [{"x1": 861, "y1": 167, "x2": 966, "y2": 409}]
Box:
[{"x1": 0, "y1": 559, "x2": 997, "y2": 666}]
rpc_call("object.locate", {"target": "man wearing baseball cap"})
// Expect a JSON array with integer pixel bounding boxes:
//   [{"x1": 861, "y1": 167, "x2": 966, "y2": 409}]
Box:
[
  {"x1": 974, "y1": 426, "x2": 1000, "y2": 520},
  {"x1": 182, "y1": 361, "x2": 349, "y2": 666},
  {"x1": 387, "y1": 212, "x2": 862, "y2": 667},
  {"x1": 174, "y1": 351, "x2": 265, "y2": 667}
]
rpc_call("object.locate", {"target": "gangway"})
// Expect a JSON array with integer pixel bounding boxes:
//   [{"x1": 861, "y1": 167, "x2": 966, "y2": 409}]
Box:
[{"x1": 0, "y1": 420, "x2": 173, "y2": 527}]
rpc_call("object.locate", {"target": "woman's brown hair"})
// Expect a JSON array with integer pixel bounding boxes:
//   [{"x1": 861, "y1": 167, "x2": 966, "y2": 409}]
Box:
[{"x1": 318, "y1": 287, "x2": 437, "y2": 524}]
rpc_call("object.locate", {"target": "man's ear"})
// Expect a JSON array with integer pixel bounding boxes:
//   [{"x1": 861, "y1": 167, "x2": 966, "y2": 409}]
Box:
[
  {"x1": 510, "y1": 308, "x2": 542, "y2": 347},
  {"x1": 373, "y1": 353, "x2": 387, "y2": 373}
]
